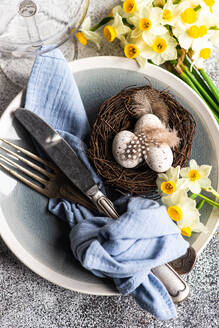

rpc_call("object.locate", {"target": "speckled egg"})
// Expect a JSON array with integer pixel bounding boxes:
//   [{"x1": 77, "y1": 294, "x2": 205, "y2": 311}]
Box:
[
  {"x1": 112, "y1": 130, "x2": 142, "y2": 168},
  {"x1": 134, "y1": 113, "x2": 162, "y2": 133},
  {"x1": 145, "y1": 143, "x2": 173, "y2": 172}
]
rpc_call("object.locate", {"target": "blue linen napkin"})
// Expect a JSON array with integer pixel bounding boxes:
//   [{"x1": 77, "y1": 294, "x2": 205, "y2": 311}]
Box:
[{"x1": 25, "y1": 49, "x2": 189, "y2": 320}]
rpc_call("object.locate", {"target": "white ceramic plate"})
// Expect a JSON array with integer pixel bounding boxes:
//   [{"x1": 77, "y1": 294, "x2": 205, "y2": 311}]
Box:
[{"x1": 0, "y1": 56, "x2": 218, "y2": 295}]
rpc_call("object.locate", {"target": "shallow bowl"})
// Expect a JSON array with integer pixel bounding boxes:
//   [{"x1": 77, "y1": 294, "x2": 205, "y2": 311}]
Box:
[{"x1": 0, "y1": 56, "x2": 218, "y2": 295}]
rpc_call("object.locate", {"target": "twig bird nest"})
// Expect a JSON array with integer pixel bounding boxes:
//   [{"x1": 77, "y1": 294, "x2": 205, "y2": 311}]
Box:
[{"x1": 88, "y1": 85, "x2": 196, "y2": 196}]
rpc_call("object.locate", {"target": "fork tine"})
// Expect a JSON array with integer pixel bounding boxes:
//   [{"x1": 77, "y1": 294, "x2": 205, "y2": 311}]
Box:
[
  {"x1": 0, "y1": 154, "x2": 48, "y2": 185},
  {"x1": 0, "y1": 143, "x2": 54, "y2": 178},
  {"x1": 0, "y1": 159, "x2": 48, "y2": 196},
  {"x1": 0, "y1": 137, "x2": 56, "y2": 172}
]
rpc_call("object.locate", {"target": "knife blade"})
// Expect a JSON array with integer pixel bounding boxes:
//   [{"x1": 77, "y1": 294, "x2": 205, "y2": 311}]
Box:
[
  {"x1": 14, "y1": 108, "x2": 118, "y2": 219},
  {"x1": 14, "y1": 107, "x2": 190, "y2": 303}
]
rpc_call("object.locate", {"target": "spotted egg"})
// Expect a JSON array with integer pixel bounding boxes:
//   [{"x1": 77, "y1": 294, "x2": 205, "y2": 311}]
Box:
[
  {"x1": 134, "y1": 113, "x2": 162, "y2": 133},
  {"x1": 112, "y1": 131, "x2": 141, "y2": 168},
  {"x1": 145, "y1": 143, "x2": 173, "y2": 173}
]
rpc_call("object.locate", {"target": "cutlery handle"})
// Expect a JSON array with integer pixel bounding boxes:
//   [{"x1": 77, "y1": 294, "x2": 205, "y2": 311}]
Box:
[
  {"x1": 86, "y1": 185, "x2": 119, "y2": 219},
  {"x1": 86, "y1": 184, "x2": 190, "y2": 303},
  {"x1": 152, "y1": 264, "x2": 190, "y2": 303}
]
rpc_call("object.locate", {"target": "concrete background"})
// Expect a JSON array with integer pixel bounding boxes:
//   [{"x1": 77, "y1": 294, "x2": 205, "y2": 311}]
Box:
[{"x1": 0, "y1": 1, "x2": 218, "y2": 327}]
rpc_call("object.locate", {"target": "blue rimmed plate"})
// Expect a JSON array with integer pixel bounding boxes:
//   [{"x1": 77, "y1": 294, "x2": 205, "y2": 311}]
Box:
[{"x1": 0, "y1": 56, "x2": 218, "y2": 295}]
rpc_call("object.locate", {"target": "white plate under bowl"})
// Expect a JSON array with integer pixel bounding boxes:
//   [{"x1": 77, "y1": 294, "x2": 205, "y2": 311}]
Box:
[{"x1": 0, "y1": 56, "x2": 218, "y2": 295}]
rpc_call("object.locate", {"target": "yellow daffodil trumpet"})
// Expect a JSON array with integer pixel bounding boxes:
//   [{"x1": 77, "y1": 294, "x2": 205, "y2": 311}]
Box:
[
  {"x1": 76, "y1": 32, "x2": 87, "y2": 46},
  {"x1": 124, "y1": 44, "x2": 139, "y2": 58},
  {"x1": 168, "y1": 205, "x2": 183, "y2": 222},
  {"x1": 123, "y1": 0, "x2": 136, "y2": 14},
  {"x1": 181, "y1": 227, "x2": 192, "y2": 237},
  {"x1": 161, "y1": 181, "x2": 176, "y2": 194},
  {"x1": 181, "y1": 8, "x2": 197, "y2": 24},
  {"x1": 152, "y1": 37, "x2": 167, "y2": 53},
  {"x1": 139, "y1": 18, "x2": 152, "y2": 31},
  {"x1": 104, "y1": 25, "x2": 116, "y2": 42}
]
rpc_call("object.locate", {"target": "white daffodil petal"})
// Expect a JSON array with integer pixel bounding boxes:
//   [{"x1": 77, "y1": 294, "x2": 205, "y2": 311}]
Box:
[
  {"x1": 191, "y1": 222, "x2": 208, "y2": 233},
  {"x1": 152, "y1": 54, "x2": 167, "y2": 65},
  {"x1": 189, "y1": 159, "x2": 198, "y2": 170},
  {"x1": 112, "y1": 5, "x2": 123, "y2": 16},
  {"x1": 141, "y1": 47, "x2": 156, "y2": 59},
  {"x1": 113, "y1": 13, "x2": 130, "y2": 36},
  {"x1": 167, "y1": 166, "x2": 180, "y2": 181},
  {"x1": 178, "y1": 33, "x2": 192, "y2": 50},
  {"x1": 158, "y1": 173, "x2": 169, "y2": 181},
  {"x1": 131, "y1": 28, "x2": 142, "y2": 39},
  {"x1": 150, "y1": 7, "x2": 163, "y2": 19},
  {"x1": 161, "y1": 46, "x2": 177, "y2": 61},
  {"x1": 153, "y1": 25, "x2": 168, "y2": 35},
  {"x1": 82, "y1": 31, "x2": 101, "y2": 49},
  {"x1": 180, "y1": 167, "x2": 190, "y2": 178},
  {"x1": 162, "y1": 190, "x2": 187, "y2": 207},
  {"x1": 142, "y1": 32, "x2": 155, "y2": 46},
  {"x1": 199, "y1": 177, "x2": 211, "y2": 188},
  {"x1": 136, "y1": 55, "x2": 147, "y2": 68},
  {"x1": 199, "y1": 165, "x2": 212, "y2": 177},
  {"x1": 188, "y1": 181, "x2": 201, "y2": 194},
  {"x1": 177, "y1": 179, "x2": 190, "y2": 191},
  {"x1": 82, "y1": 17, "x2": 91, "y2": 30}
]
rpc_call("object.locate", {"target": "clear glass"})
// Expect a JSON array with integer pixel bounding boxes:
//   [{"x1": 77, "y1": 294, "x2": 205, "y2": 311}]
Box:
[{"x1": 0, "y1": 0, "x2": 90, "y2": 57}]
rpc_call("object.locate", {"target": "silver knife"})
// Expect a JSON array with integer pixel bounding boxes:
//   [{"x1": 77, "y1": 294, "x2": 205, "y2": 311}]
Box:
[{"x1": 14, "y1": 107, "x2": 190, "y2": 303}]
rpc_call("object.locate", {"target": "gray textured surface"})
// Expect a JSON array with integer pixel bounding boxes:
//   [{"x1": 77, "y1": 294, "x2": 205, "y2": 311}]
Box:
[{"x1": 0, "y1": 1, "x2": 218, "y2": 327}]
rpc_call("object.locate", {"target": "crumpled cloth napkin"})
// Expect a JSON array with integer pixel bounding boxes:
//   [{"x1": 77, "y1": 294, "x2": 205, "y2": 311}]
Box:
[{"x1": 25, "y1": 48, "x2": 189, "y2": 320}]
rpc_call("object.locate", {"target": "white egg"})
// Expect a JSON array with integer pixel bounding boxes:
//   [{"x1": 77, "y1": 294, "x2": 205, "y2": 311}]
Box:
[
  {"x1": 145, "y1": 143, "x2": 173, "y2": 173},
  {"x1": 134, "y1": 113, "x2": 162, "y2": 133},
  {"x1": 112, "y1": 130, "x2": 141, "y2": 168}
]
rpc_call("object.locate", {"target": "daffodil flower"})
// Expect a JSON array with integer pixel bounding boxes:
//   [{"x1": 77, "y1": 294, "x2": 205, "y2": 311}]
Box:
[
  {"x1": 129, "y1": 6, "x2": 167, "y2": 40},
  {"x1": 191, "y1": 40, "x2": 213, "y2": 68},
  {"x1": 162, "y1": 190, "x2": 207, "y2": 235},
  {"x1": 139, "y1": 32, "x2": 177, "y2": 65},
  {"x1": 180, "y1": 159, "x2": 212, "y2": 194},
  {"x1": 104, "y1": 12, "x2": 131, "y2": 43},
  {"x1": 123, "y1": 0, "x2": 137, "y2": 14},
  {"x1": 172, "y1": 0, "x2": 216, "y2": 50},
  {"x1": 160, "y1": 0, "x2": 181, "y2": 27},
  {"x1": 156, "y1": 166, "x2": 186, "y2": 195},
  {"x1": 76, "y1": 17, "x2": 101, "y2": 49}
]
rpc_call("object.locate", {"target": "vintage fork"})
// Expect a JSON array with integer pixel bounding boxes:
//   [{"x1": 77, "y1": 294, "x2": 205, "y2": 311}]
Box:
[{"x1": 0, "y1": 137, "x2": 97, "y2": 213}]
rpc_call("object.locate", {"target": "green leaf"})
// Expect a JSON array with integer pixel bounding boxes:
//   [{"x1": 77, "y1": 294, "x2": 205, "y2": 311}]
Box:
[
  {"x1": 209, "y1": 26, "x2": 219, "y2": 30},
  {"x1": 196, "y1": 199, "x2": 205, "y2": 210},
  {"x1": 90, "y1": 17, "x2": 113, "y2": 32},
  {"x1": 173, "y1": 0, "x2": 181, "y2": 4},
  {"x1": 122, "y1": 18, "x2": 135, "y2": 29},
  {"x1": 194, "y1": 5, "x2": 201, "y2": 12}
]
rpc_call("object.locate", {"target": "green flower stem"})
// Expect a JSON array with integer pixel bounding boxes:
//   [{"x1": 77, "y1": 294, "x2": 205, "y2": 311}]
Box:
[
  {"x1": 196, "y1": 199, "x2": 205, "y2": 210},
  {"x1": 199, "y1": 69, "x2": 219, "y2": 104},
  {"x1": 190, "y1": 193, "x2": 198, "y2": 199},
  {"x1": 197, "y1": 194, "x2": 219, "y2": 208},
  {"x1": 184, "y1": 57, "x2": 216, "y2": 100},
  {"x1": 202, "y1": 187, "x2": 219, "y2": 199},
  {"x1": 169, "y1": 63, "x2": 219, "y2": 123},
  {"x1": 179, "y1": 72, "x2": 202, "y2": 95},
  {"x1": 182, "y1": 65, "x2": 219, "y2": 114},
  {"x1": 90, "y1": 17, "x2": 113, "y2": 32}
]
